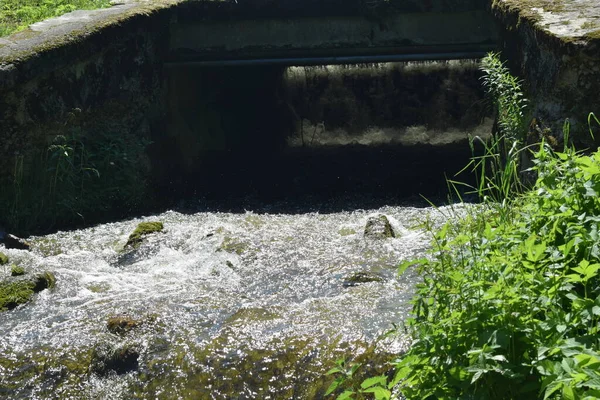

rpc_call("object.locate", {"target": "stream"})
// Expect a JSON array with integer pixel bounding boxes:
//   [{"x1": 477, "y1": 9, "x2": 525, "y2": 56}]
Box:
[{"x1": 0, "y1": 200, "x2": 458, "y2": 399}]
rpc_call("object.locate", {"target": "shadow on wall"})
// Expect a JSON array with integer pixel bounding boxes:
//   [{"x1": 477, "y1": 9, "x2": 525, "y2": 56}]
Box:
[{"x1": 158, "y1": 60, "x2": 490, "y2": 204}]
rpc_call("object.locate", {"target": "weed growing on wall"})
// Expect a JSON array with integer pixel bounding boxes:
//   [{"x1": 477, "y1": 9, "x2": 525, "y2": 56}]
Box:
[
  {"x1": 0, "y1": 0, "x2": 110, "y2": 37},
  {"x1": 0, "y1": 110, "x2": 150, "y2": 233},
  {"x1": 452, "y1": 53, "x2": 529, "y2": 207}
]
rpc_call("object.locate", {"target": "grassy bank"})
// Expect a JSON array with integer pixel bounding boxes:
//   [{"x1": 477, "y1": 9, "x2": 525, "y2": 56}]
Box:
[
  {"x1": 0, "y1": 0, "x2": 110, "y2": 37},
  {"x1": 393, "y1": 56, "x2": 600, "y2": 399}
]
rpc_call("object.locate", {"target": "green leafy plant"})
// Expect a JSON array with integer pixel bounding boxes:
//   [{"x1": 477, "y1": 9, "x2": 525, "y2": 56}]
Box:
[
  {"x1": 387, "y1": 119, "x2": 600, "y2": 399},
  {"x1": 325, "y1": 359, "x2": 391, "y2": 400},
  {"x1": 451, "y1": 52, "x2": 529, "y2": 212}
]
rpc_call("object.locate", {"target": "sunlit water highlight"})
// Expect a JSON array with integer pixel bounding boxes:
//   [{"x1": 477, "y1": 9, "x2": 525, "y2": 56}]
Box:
[{"x1": 0, "y1": 203, "x2": 461, "y2": 399}]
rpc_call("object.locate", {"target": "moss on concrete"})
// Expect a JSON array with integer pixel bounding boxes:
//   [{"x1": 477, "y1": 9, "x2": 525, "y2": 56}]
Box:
[
  {"x1": 125, "y1": 221, "x2": 164, "y2": 249},
  {"x1": 0, "y1": 0, "x2": 184, "y2": 65}
]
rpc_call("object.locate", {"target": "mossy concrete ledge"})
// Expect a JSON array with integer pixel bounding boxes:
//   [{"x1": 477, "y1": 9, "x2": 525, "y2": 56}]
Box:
[
  {"x1": 0, "y1": 1, "x2": 185, "y2": 233},
  {"x1": 491, "y1": 0, "x2": 600, "y2": 144}
]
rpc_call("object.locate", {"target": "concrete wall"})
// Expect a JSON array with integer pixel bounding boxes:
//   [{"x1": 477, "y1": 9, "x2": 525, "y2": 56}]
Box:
[{"x1": 491, "y1": 1, "x2": 600, "y2": 145}]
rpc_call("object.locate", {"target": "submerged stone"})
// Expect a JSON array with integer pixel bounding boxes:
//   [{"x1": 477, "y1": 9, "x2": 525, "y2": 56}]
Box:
[
  {"x1": 10, "y1": 265, "x2": 25, "y2": 277},
  {"x1": 218, "y1": 236, "x2": 249, "y2": 255},
  {"x1": 343, "y1": 271, "x2": 384, "y2": 287},
  {"x1": 0, "y1": 271, "x2": 56, "y2": 311},
  {"x1": 90, "y1": 342, "x2": 140, "y2": 376},
  {"x1": 364, "y1": 215, "x2": 395, "y2": 239},
  {"x1": 0, "y1": 252, "x2": 8, "y2": 265},
  {"x1": 107, "y1": 315, "x2": 141, "y2": 335},
  {"x1": 2, "y1": 234, "x2": 31, "y2": 250},
  {"x1": 125, "y1": 221, "x2": 164, "y2": 249}
]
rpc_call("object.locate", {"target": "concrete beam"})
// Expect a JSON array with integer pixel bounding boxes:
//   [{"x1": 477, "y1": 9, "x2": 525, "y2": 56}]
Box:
[{"x1": 169, "y1": 10, "x2": 498, "y2": 63}]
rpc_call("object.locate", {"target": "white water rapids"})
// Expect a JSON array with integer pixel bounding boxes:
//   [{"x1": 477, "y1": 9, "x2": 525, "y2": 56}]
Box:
[{"x1": 0, "y1": 202, "x2": 459, "y2": 399}]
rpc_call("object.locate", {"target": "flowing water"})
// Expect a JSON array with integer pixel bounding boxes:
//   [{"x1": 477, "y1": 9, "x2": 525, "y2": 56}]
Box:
[{"x1": 0, "y1": 200, "x2": 459, "y2": 399}]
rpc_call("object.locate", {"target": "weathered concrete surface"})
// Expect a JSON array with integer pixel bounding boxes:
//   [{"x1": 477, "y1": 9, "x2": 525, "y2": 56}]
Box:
[
  {"x1": 491, "y1": 0, "x2": 600, "y2": 144},
  {"x1": 0, "y1": 0, "x2": 180, "y2": 232},
  {"x1": 169, "y1": 10, "x2": 497, "y2": 63}
]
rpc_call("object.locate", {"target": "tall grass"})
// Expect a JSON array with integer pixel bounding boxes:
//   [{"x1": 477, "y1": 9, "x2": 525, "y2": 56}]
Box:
[{"x1": 0, "y1": 0, "x2": 110, "y2": 37}]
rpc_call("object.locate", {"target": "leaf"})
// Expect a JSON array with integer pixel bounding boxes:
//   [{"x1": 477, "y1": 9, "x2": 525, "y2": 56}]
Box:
[
  {"x1": 562, "y1": 384, "x2": 576, "y2": 400},
  {"x1": 336, "y1": 390, "x2": 355, "y2": 400},
  {"x1": 325, "y1": 377, "x2": 343, "y2": 396},
  {"x1": 361, "y1": 375, "x2": 387, "y2": 389},
  {"x1": 362, "y1": 386, "x2": 392, "y2": 400}
]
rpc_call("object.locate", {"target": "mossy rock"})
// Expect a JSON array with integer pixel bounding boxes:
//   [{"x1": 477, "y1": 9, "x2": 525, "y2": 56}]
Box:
[
  {"x1": 0, "y1": 271, "x2": 56, "y2": 311},
  {"x1": 339, "y1": 227, "x2": 357, "y2": 236},
  {"x1": 364, "y1": 215, "x2": 395, "y2": 239},
  {"x1": 107, "y1": 315, "x2": 141, "y2": 335},
  {"x1": 10, "y1": 265, "x2": 25, "y2": 276},
  {"x1": 217, "y1": 236, "x2": 249, "y2": 255},
  {"x1": 90, "y1": 342, "x2": 140, "y2": 376},
  {"x1": 125, "y1": 221, "x2": 164, "y2": 249},
  {"x1": 342, "y1": 271, "x2": 384, "y2": 287},
  {"x1": 0, "y1": 252, "x2": 8, "y2": 265}
]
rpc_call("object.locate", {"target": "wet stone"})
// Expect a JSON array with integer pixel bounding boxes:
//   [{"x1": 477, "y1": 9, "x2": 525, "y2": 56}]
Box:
[
  {"x1": 124, "y1": 221, "x2": 164, "y2": 250},
  {"x1": 2, "y1": 234, "x2": 31, "y2": 250},
  {"x1": 90, "y1": 342, "x2": 140, "y2": 376},
  {"x1": 0, "y1": 271, "x2": 56, "y2": 311},
  {"x1": 343, "y1": 271, "x2": 384, "y2": 287},
  {"x1": 10, "y1": 265, "x2": 25, "y2": 276},
  {"x1": 107, "y1": 315, "x2": 141, "y2": 335},
  {"x1": 364, "y1": 214, "x2": 395, "y2": 239}
]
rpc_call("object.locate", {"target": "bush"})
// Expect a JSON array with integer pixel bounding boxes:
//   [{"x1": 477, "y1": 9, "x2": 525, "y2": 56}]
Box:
[{"x1": 392, "y1": 140, "x2": 600, "y2": 399}]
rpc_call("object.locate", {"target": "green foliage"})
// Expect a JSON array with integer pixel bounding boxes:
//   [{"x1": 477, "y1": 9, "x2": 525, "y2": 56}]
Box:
[
  {"x1": 390, "y1": 137, "x2": 600, "y2": 399},
  {"x1": 0, "y1": 0, "x2": 110, "y2": 37},
  {"x1": 325, "y1": 359, "x2": 391, "y2": 400}
]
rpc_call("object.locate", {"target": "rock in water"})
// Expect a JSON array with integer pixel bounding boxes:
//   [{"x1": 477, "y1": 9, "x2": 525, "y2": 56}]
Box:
[
  {"x1": 0, "y1": 252, "x2": 8, "y2": 265},
  {"x1": 107, "y1": 316, "x2": 141, "y2": 335},
  {"x1": 364, "y1": 215, "x2": 395, "y2": 239},
  {"x1": 343, "y1": 271, "x2": 384, "y2": 287},
  {"x1": 10, "y1": 265, "x2": 25, "y2": 277},
  {"x1": 90, "y1": 342, "x2": 140, "y2": 375},
  {"x1": 2, "y1": 234, "x2": 31, "y2": 250},
  {"x1": 0, "y1": 271, "x2": 56, "y2": 311},
  {"x1": 124, "y1": 221, "x2": 164, "y2": 249}
]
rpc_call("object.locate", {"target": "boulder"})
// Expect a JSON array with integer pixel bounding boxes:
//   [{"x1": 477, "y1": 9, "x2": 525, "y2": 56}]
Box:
[
  {"x1": 107, "y1": 315, "x2": 141, "y2": 335},
  {"x1": 0, "y1": 271, "x2": 56, "y2": 311},
  {"x1": 343, "y1": 271, "x2": 384, "y2": 287},
  {"x1": 10, "y1": 265, "x2": 25, "y2": 277},
  {"x1": 90, "y1": 342, "x2": 140, "y2": 376},
  {"x1": 364, "y1": 215, "x2": 395, "y2": 239},
  {"x1": 124, "y1": 221, "x2": 164, "y2": 249},
  {"x1": 2, "y1": 234, "x2": 31, "y2": 250}
]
